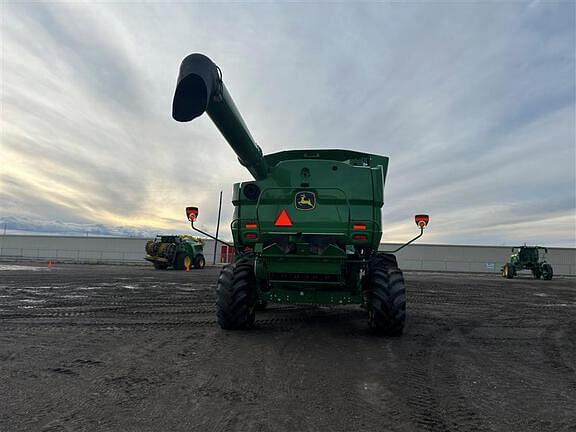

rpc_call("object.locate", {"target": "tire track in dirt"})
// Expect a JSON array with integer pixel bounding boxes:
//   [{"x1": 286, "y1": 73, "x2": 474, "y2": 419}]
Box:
[
  {"x1": 2, "y1": 264, "x2": 576, "y2": 432},
  {"x1": 541, "y1": 322, "x2": 576, "y2": 391},
  {"x1": 442, "y1": 321, "x2": 576, "y2": 430}
]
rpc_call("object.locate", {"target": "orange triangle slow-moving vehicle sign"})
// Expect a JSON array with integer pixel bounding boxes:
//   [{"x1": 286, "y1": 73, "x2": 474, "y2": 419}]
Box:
[{"x1": 274, "y1": 209, "x2": 293, "y2": 227}]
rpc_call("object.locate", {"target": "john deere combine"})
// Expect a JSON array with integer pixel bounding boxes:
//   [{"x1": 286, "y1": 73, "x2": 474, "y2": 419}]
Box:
[
  {"x1": 502, "y1": 246, "x2": 553, "y2": 280},
  {"x1": 172, "y1": 53, "x2": 428, "y2": 335}
]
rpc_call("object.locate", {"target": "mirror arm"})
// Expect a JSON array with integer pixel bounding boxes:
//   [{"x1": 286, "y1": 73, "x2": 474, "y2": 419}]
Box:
[
  {"x1": 387, "y1": 226, "x2": 425, "y2": 253},
  {"x1": 189, "y1": 220, "x2": 234, "y2": 248}
]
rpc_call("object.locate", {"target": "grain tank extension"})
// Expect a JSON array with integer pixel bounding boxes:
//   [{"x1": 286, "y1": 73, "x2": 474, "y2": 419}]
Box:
[{"x1": 174, "y1": 53, "x2": 428, "y2": 335}]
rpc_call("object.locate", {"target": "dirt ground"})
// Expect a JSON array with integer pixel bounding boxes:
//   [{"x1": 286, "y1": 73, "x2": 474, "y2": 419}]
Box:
[{"x1": 0, "y1": 262, "x2": 574, "y2": 432}]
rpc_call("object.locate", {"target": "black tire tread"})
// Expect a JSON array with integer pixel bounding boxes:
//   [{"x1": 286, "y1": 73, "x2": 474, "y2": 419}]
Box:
[
  {"x1": 367, "y1": 256, "x2": 406, "y2": 336},
  {"x1": 194, "y1": 254, "x2": 206, "y2": 269},
  {"x1": 173, "y1": 253, "x2": 186, "y2": 270},
  {"x1": 216, "y1": 259, "x2": 256, "y2": 330},
  {"x1": 542, "y1": 263, "x2": 553, "y2": 280},
  {"x1": 503, "y1": 264, "x2": 514, "y2": 279}
]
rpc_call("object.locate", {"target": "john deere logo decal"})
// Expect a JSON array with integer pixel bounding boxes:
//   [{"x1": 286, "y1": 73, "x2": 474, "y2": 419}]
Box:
[{"x1": 295, "y1": 191, "x2": 316, "y2": 211}]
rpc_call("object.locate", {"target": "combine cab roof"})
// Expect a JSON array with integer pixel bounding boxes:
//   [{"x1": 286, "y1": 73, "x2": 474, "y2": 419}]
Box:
[{"x1": 263, "y1": 149, "x2": 388, "y2": 169}]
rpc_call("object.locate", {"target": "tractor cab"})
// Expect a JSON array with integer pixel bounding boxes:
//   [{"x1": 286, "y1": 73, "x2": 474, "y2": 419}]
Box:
[{"x1": 512, "y1": 247, "x2": 538, "y2": 266}]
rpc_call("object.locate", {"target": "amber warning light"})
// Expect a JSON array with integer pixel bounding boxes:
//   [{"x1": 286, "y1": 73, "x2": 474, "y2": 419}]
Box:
[
  {"x1": 415, "y1": 214, "x2": 429, "y2": 229},
  {"x1": 186, "y1": 207, "x2": 199, "y2": 222}
]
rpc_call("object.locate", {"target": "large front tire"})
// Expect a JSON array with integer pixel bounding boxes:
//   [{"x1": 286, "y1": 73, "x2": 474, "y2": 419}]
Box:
[
  {"x1": 194, "y1": 254, "x2": 206, "y2": 269},
  {"x1": 366, "y1": 256, "x2": 406, "y2": 336},
  {"x1": 216, "y1": 259, "x2": 256, "y2": 330},
  {"x1": 174, "y1": 253, "x2": 192, "y2": 270},
  {"x1": 502, "y1": 264, "x2": 514, "y2": 279}
]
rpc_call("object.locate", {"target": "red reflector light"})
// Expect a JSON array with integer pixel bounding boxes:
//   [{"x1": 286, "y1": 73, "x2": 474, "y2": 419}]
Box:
[
  {"x1": 274, "y1": 209, "x2": 293, "y2": 227},
  {"x1": 415, "y1": 214, "x2": 430, "y2": 228},
  {"x1": 353, "y1": 234, "x2": 368, "y2": 241},
  {"x1": 245, "y1": 223, "x2": 257, "y2": 229},
  {"x1": 185, "y1": 206, "x2": 198, "y2": 221},
  {"x1": 245, "y1": 233, "x2": 257, "y2": 239},
  {"x1": 353, "y1": 224, "x2": 367, "y2": 230}
]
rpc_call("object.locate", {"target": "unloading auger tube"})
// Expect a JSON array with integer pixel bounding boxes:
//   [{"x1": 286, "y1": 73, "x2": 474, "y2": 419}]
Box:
[{"x1": 172, "y1": 53, "x2": 269, "y2": 180}]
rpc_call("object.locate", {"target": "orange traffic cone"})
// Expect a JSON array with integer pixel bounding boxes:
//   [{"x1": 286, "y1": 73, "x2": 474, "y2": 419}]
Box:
[
  {"x1": 185, "y1": 264, "x2": 190, "y2": 272},
  {"x1": 48, "y1": 260, "x2": 53, "y2": 269}
]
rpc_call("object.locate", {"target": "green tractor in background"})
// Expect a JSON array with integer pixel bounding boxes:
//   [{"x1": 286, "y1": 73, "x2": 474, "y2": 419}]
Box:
[
  {"x1": 501, "y1": 246, "x2": 553, "y2": 280},
  {"x1": 172, "y1": 53, "x2": 428, "y2": 335},
  {"x1": 145, "y1": 235, "x2": 206, "y2": 270}
]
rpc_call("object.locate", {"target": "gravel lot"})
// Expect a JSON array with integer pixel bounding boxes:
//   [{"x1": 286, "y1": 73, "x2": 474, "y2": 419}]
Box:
[{"x1": 0, "y1": 262, "x2": 574, "y2": 432}]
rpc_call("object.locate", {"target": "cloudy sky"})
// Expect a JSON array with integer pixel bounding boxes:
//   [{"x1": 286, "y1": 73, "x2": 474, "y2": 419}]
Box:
[{"x1": 1, "y1": 1, "x2": 575, "y2": 246}]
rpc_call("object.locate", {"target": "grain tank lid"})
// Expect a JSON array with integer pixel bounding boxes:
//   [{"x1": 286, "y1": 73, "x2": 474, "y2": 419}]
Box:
[{"x1": 263, "y1": 149, "x2": 388, "y2": 168}]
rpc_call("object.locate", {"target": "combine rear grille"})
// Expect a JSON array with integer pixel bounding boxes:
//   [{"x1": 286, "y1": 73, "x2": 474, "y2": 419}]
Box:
[{"x1": 269, "y1": 273, "x2": 340, "y2": 283}]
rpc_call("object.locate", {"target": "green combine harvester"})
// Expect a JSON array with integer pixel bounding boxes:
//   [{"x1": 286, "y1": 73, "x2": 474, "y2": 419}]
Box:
[
  {"x1": 172, "y1": 53, "x2": 428, "y2": 335},
  {"x1": 501, "y1": 245, "x2": 553, "y2": 280},
  {"x1": 145, "y1": 235, "x2": 205, "y2": 270}
]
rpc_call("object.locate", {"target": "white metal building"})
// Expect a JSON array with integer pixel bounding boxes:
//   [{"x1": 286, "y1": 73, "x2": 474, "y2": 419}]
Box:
[{"x1": 1, "y1": 234, "x2": 574, "y2": 275}]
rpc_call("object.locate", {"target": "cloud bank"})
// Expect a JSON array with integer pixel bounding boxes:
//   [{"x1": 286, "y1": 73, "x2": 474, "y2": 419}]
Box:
[{"x1": 1, "y1": 2, "x2": 574, "y2": 246}]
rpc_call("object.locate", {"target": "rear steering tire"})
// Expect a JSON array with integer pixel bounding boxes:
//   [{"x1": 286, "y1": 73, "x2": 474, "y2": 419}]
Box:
[
  {"x1": 216, "y1": 258, "x2": 256, "y2": 330},
  {"x1": 366, "y1": 256, "x2": 406, "y2": 336},
  {"x1": 542, "y1": 264, "x2": 553, "y2": 280}
]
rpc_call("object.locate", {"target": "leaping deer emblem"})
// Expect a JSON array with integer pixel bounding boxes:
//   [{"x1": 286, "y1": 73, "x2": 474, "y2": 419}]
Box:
[{"x1": 296, "y1": 192, "x2": 315, "y2": 210}]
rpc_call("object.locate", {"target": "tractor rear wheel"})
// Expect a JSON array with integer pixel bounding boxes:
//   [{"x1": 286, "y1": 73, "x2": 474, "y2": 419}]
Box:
[
  {"x1": 216, "y1": 258, "x2": 256, "y2": 330},
  {"x1": 502, "y1": 264, "x2": 514, "y2": 279},
  {"x1": 366, "y1": 256, "x2": 406, "y2": 336},
  {"x1": 194, "y1": 254, "x2": 206, "y2": 269},
  {"x1": 174, "y1": 253, "x2": 192, "y2": 270},
  {"x1": 542, "y1": 264, "x2": 553, "y2": 280}
]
